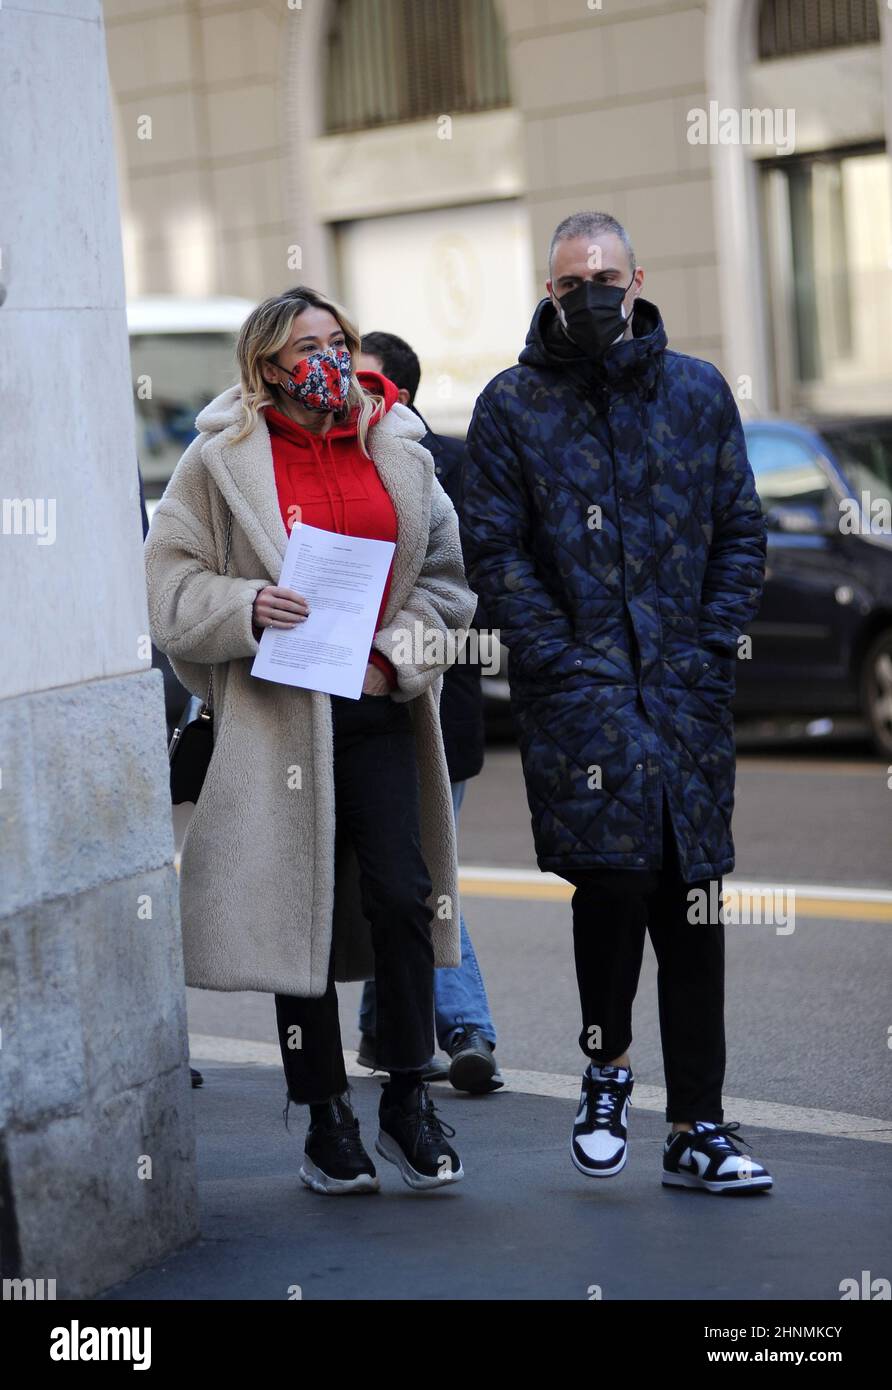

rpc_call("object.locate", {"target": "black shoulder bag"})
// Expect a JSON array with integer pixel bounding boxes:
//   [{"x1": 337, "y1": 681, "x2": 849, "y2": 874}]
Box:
[{"x1": 167, "y1": 509, "x2": 233, "y2": 805}]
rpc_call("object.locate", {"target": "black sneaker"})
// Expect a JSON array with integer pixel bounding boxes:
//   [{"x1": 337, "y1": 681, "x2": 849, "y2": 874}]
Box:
[
  {"x1": 376, "y1": 1081, "x2": 464, "y2": 1190},
  {"x1": 662, "y1": 1121, "x2": 773, "y2": 1194},
  {"x1": 357, "y1": 1034, "x2": 450, "y2": 1083},
  {"x1": 571, "y1": 1064, "x2": 633, "y2": 1177},
  {"x1": 190, "y1": 1067, "x2": 204, "y2": 1089},
  {"x1": 447, "y1": 1026, "x2": 504, "y2": 1094},
  {"x1": 299, "y1": 1095, "x2": 380, "y2": 1195}
]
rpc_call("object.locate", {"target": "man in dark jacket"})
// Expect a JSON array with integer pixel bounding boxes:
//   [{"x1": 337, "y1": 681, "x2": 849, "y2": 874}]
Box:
[
  {"x1": 353, "y1": 331, "x2": 502, "y2": 1095},
  {"x1": 462, "y1": 212, "x2": 772, "y2": 1192}
]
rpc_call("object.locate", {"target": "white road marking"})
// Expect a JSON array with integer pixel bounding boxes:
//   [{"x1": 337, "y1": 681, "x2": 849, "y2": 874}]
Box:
[{"x1": 187, "y1": 1033, "x2": 892, "y2": 1144}]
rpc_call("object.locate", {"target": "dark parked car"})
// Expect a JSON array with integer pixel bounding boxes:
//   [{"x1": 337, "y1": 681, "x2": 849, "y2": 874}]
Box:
[
  {"x1": 481, "y1": 417, "x2": 892, "y2": 756},
  {"x1": 738, "y1": 418, "x2": 892, "y2": 755}
]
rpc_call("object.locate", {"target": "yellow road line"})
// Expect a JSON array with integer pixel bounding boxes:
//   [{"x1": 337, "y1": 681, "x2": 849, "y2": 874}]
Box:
[
  {"x1": 173, "y1": 854, "x2": 891, "y2": 922},
  {"x1": 458, "y1": 875, "x2": 892, "y2": 921}
]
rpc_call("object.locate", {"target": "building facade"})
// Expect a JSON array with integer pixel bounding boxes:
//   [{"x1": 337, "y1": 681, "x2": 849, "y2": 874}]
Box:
[{"x1": 106, "y1": 0, "x2": 892, "y2": 423}]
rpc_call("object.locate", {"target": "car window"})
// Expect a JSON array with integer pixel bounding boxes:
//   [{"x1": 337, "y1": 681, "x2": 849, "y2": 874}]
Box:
[
  {"x1": 744, "y1": 432, "x2": 831, "y2": 513},
  {"x1": 131, "y1": 332, "x2": 239, "y2": 495},
  {"x1": 820, "y1": 425, "x2": 892, "y2": 504}
]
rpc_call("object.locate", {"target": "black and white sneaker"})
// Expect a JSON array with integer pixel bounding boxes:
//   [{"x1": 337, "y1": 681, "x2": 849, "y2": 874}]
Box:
[
  {"x1": 377, "y1": 1081, "x2": 464, "y2": 1190},
  {"x1": 299, "y1": 1095, "x2": 380, "y2": 1195},
  {"x1": 662, "y1": 1121, "x2": 773, "y2": 1194},
  {"x1": 571, "y1": 1064, "x2": 633, "y2": 1177}
]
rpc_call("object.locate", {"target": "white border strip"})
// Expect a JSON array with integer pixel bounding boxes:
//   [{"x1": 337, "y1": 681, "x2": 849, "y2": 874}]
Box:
[{"x1": 187, "y1": 1034, "x2": 892, "y2": 1144}]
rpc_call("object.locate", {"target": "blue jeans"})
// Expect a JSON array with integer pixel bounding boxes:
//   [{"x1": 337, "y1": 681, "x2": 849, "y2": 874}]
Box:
[{"x1": 359, "y1": 780, "x2": 497, "y2": 1053}]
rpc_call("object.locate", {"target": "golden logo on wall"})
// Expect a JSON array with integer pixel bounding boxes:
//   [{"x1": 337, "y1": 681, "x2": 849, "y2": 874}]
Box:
[{"x1": 427, "y1": 234, "x2": 480, "y2": 341}]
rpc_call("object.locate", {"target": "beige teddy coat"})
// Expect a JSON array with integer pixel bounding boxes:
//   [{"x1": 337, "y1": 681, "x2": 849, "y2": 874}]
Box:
[{"x1": 144, "y1": 385, "x2": 478, "y2": 997}]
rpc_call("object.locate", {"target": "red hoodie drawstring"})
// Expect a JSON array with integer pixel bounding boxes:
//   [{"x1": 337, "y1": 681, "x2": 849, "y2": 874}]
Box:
[
  {"x1": 304, "y1": 430, "x2": 345, "y2": 535},
  {"x1": 325, "y1": 432, "x2": 347, "y2": 533}
]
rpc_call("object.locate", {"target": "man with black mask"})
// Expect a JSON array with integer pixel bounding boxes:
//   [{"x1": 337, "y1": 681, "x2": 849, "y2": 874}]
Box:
[{"x1": 462, "y1": 212, "x2": 773, "y2": 1196}]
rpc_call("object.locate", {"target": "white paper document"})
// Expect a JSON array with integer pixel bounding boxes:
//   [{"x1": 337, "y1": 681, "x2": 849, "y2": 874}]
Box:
[{"x1": 251, "y1": 521, "x2": 396, "y2": 699}]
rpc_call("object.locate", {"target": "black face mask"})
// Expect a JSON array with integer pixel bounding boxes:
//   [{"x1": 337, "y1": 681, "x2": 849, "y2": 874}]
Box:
[{"x1": 554, "y1": 275, "x2": 636, "y2": 360}]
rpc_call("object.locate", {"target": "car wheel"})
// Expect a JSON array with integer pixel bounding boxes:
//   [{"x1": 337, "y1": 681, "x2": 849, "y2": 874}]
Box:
[{"x1": 861, "y1": 630, "x2": 892, "y2": 758}]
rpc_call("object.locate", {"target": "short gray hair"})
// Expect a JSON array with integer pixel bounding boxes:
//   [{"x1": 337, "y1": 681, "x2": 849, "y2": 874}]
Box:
[{"x1": 548, "y1": 211, "x2": 636, "y2": 277}]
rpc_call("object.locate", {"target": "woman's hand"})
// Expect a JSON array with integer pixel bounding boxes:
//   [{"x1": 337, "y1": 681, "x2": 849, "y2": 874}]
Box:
[
  {"x1": 252, "y1": 586, "x2": 310, "y2": 631},
  {"x1": 362, "y1": 662, "x2": 390, "y2": 695}
]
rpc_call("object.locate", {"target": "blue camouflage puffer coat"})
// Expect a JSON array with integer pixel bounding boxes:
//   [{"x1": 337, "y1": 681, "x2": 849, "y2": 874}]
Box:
[{"x1": 462, "y1": 297, "x2": 766, "y2": 882}]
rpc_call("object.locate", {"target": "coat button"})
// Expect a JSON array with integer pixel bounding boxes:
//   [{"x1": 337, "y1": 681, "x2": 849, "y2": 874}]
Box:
[
  {"x1": 702, "y1": 661, "x2": 710, "y2": 669},
  {"x1": 636, "y1": 856, "x2": 645, "y2": 864},
  {"x1": 635, "y1": 762, "x2": 643, "y2": 770},
  {"x1": 574, "y1": 659, "x2": 582, "y2": 666}
]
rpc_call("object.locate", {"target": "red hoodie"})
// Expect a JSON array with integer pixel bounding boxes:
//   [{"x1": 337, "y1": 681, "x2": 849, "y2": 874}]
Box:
[{"x1": 264, "y1": 370, "x2": 400, "y2": 690}]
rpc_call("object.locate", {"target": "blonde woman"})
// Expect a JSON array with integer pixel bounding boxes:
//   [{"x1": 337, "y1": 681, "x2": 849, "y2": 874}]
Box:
[{"x1": 145, "y1": 287, "x2": 477, "y2": 1194}]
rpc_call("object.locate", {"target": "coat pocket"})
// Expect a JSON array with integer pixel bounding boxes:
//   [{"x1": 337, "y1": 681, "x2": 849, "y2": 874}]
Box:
[{"x1": 695, "y1": 642, "x2": 737, "y2": 703}]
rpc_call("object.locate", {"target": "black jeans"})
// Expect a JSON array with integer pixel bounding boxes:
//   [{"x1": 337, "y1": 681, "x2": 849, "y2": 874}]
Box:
[
  {"x1": 274, "y1": 692, "x2": 435, "y2": 1106},
  {"x1": 565, "y1": 794, "x2": 726, "y2": 1123}
]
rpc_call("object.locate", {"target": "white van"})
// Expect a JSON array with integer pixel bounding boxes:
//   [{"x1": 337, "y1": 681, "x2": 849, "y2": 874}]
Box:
[{"x1": 128, "y1": 296, "x2": 254, "y2": 521}]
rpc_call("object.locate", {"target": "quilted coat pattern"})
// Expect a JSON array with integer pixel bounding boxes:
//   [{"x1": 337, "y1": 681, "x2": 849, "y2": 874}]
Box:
[{"x1": 462, "y1": 297, "x2": 766, "y2": 881}]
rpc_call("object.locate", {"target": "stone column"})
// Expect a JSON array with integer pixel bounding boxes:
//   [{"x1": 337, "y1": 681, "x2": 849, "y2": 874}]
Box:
[{"x1": 0, "y1": 0, "x2": 198, "y2": 1299}]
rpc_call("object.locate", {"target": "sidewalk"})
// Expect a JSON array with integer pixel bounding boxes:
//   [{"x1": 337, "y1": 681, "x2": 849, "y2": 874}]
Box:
[{"x1": 97, "y1": 1061, "x2": 892, "y2": 1301}]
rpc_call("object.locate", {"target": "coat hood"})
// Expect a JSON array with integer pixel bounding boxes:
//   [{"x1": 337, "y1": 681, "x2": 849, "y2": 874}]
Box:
[{"x1": 519, "y1": 294, "x2": 668, "y2": 397}]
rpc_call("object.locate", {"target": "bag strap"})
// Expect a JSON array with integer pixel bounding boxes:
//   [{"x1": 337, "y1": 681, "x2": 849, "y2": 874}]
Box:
[{"x1": 205, "y1": 508, "x2": 233, "y2": 712}]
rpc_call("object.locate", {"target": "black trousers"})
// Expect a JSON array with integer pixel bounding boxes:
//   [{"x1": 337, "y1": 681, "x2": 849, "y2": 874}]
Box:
[
  {"x1": 274, "y1": 692, "x2": 435, "y2": 1105},
  {"x1": 564, "y1": 794, "x2": 726, "y2": 1123}
]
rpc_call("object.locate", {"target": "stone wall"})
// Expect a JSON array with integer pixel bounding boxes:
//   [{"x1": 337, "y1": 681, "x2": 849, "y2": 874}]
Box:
[{"x1": 0, "y1": 0, "x2": 198, "y2": 1299}]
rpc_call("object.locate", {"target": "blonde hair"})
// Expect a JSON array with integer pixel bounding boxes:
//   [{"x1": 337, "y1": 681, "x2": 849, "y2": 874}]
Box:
[{"x1": 231, "y1": 286, "x2": 382, "y2": 453}]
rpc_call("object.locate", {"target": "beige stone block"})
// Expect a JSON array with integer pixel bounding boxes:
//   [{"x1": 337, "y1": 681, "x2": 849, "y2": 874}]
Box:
[
  {"x1": 204, "y1": 82, "x2": 280, "y2": 160},
  {"x1": 130, "y1": 240, "x2": 176, "y2": 296},
  {"x1": 512, "y1": 25, "x2": 613, "y2": 111},
  {"x1": 624, "y1": 176, "x2": 717, "y2": 261},
  {"x1": 610, "y1": 7, "x2": 706, "y2": 96},
  {"x1": 117, "y1": 89, "x2": 202, "y2": 166},
  {"x1": 522, "y1": 114, "x2": 548, "y2": 188},
  {"x1": 127, "y1": 166, "x2": 207, "y2": 236},
  {"x1": 675, "y1": 91, "x2": 713, "y2": 174},
  {"x1": 199, "y1": 4, "x2": 282, "y2": 84},
  {"x1": 310, "y1": 110, "x2": 525, "y2": 222},
  {"x1": 644, "y1": 264, "x2": 696, "y2": 341},
  {"x1": 692, "y1": 261, "x2": 722, "y2": 341},
  {"x1": 534, "y1": 96, "x2": 681, "y2": 187},
  {"x1": 218, "y1": 226, "x2": 297, "y2": 302},
  {"x1": 210, "y1": 153, "x2": 286, "y2": 233},
  {"x1": 123, "y1": 205, "x2": 220, "y2": 298},
  {"x1": 105, "y1": 9, "x2": 193, "y2": 94},
  {"x1": 496, "y1": 0, "x2": 538, "y2": 35}
]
